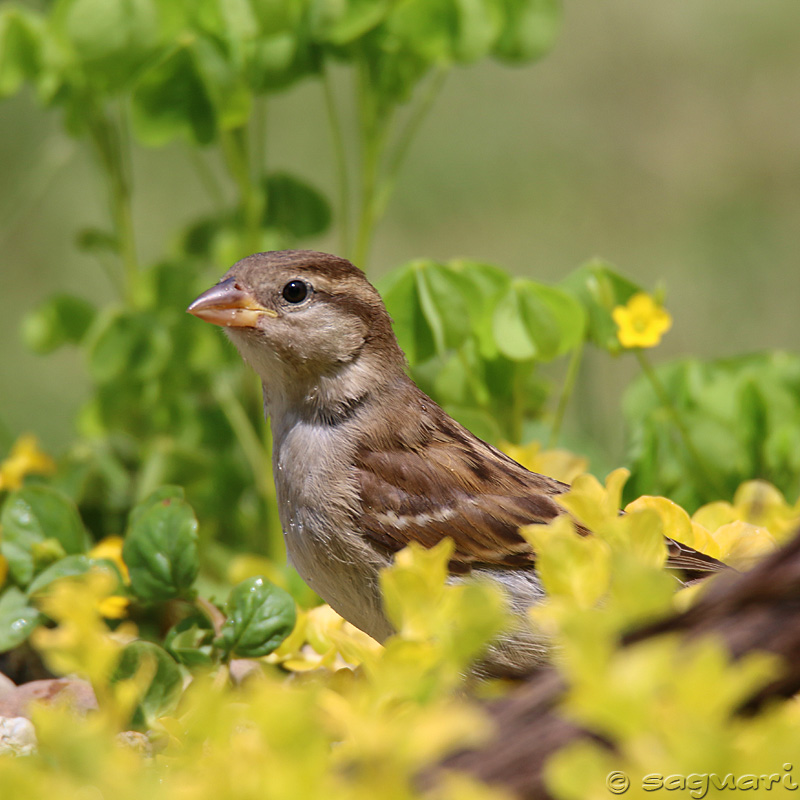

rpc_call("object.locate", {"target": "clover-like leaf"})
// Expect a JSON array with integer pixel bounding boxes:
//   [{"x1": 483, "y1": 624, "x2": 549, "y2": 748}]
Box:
[
  {"x1": 215, "y1": 576, "x2": 297, "y2": 659},
  {"x1": 492, "y1": 279, "x2": 585, "y2": 362},
  {"x1": 493, "y1": 0, "x2": 562, "y2": 64},
  {"x1": 0, "y1": 6, "x2": 44, "y2": 97},
  {"x1": 132, "y1": 42, "x2": 217, "y2": 145},
  {"x1": 56, "y1": 0, "x2": 161, "y2": 94},
  {"x1": 560, "y1": 260, "x2": 640, "y2": 353},
  {"x1": 263, "y1": 172, "x2": 332, "y2": 239},
  {"x1": 310, "y1": 0, "x2": 390, "y2": 45}
]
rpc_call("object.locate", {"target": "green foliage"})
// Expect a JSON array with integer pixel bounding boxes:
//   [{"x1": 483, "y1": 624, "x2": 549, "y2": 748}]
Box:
[
  {"x1": 379, "y1": 257, "x2": 592, "y2": 442},
  {"x1": 2, "y1": 1, "x2": 800, "y2": 797},
  {"x1": 624, "y1": 351, "x2": 800, "y2": 510},
  {"x1": 112, "y1": 640, "x2": 183, "y2": 728},
  {"x1": 214, "y1": 575, "x2": 297, "y2": 659},
  {"x1": 0, "y1": 486, "x2": 295, "y2": 666},
  {"x1": 2, "y1": 0, "x2": 564, "y2": 565},
  {"x1": 0, "y1": 588, "x2": 41, "y2": 652},
  {"x1": 122, "y1": 488, "x2": 200, "y2": 603},
  {"x1": 0, "y1": 471, "x2": 798, "y2": 799},
  {"x1": 0, "y1": 486, "x2": 90, "y2": 586}
]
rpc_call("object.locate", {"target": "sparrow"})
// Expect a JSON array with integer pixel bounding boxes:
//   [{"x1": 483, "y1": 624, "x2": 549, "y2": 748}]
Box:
[{"x1": 188, "y1": 250, "x2": 723, "y2": 676}]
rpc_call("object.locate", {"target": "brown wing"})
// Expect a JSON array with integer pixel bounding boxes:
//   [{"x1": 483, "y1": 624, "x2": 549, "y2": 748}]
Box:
[
  {"x1": 355, "y1": 434, "x2": 569, "y2": 573},
  {"x1": 353, "y1": 396, "x2": 725, "y2": 578}
]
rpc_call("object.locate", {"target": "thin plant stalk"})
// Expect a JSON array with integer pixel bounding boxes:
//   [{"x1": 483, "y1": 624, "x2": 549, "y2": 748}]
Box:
[
  {"x1": 221, "y1": 125, "x2": 263, "y2": 255},
  {"x1": 88, "y1": 104, "x2": 139, "y2": 305},
  {"x1": 323, "y1": 65, "x2": 351, "y2": 257},
  {"x1": 212, "y1": 376, "x2": 280, "y2": 560},
  {"x1": 548, "y1": 342, "x2": 584, "y2": 448},
  {"x1": 373, "y1": 67, "x2": 447, "y2": 223}
]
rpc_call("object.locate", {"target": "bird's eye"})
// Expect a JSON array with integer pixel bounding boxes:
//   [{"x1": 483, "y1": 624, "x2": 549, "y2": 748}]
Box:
[{"x1": 282, "y1": 280, "x2": 308, "y2": 304}]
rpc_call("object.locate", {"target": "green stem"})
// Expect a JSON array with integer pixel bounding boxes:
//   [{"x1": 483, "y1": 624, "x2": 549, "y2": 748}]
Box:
[
  {"x1": 221, "y1": 125, "x2": 263, "y2": 255},
  {"x1": 252, "y1": 96, "x2": 268, "y2": 198},
  {"x1": 323, "y1": 65, "x2": 351, "y2": 257},
  {"x1": 211, "y1": 376, "x2": 279, "y2": 558},
  {"x1": 635, "y1": 349, "x2": 727, "y2": 498},
  {"x1": 189, "y1": 149, "x2": 228, "y2": 209},
  {"x1": 549, "y1": 342, "x2": 584, "y2": 448},
  {"x1": 373, "y1": 66, "x2": 447, "y2": 223},
  {"x1": 510, "y1": 361, "x2": 530, "y2": 444},
  {"x1": 352, "y1": 62, "x2": 391, "y2": 269},
  {"x1": 88, "y1": 106, "x2": 139, "y2": 305},
  {"x1": 457, "y1": 347, "x2": 491, "y2": 412}
]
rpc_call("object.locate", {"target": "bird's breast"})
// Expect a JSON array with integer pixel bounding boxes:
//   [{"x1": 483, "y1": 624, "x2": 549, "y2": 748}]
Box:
[{"x1": 270, "y1": 414, "x2": 393, "y2": 642}]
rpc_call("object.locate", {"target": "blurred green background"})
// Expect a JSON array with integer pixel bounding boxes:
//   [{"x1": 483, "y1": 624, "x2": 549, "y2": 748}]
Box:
[{"x1": 2, "y1": 0, "x2": 799, "y2": 469}]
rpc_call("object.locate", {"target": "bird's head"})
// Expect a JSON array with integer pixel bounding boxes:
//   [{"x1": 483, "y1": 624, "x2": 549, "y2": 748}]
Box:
[{"x1": 188, "y1": 250, "x2": 405, "y2": 406}]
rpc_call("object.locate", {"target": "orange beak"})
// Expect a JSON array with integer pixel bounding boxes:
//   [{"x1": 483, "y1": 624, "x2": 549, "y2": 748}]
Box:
[{"x1": 187, "y1": 278, "x2": 277, "y2": 328}]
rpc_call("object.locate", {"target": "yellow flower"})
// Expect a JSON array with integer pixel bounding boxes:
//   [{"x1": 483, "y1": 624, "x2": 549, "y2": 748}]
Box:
[
  {"x1": 89, "y1": 536, "x2": 130, "y2": 583},
  {"x1": 96, "y1": 595, "x2": 131, "y2": 619},
  {"x1": 612, "y1": 292, "x2": 672, "y2": 348},
  {"x1": 500, "y1": 441, "x2": 588, "y2": 484},
  {"x1": 0, "y1": 434, "x2": 56, "y2": 491}
]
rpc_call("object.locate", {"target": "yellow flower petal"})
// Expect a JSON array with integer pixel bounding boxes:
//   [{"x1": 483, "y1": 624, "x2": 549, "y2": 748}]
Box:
[
  {"x1": 89, "y1": 536, "x2": 130, "y2": 583},
  {"x1": 500, "y1": 440, "x2": 588, "y2": 484},
  {"x1": 612, "y1": 292, "x2": 672, "y2": 349},
  {"x1": 0, "y1": 434, "x2": 56, "y2": 491},
  {"x1": 712, "y1": 521, "x2": 777, "y2": 570},
  {"x1": 97, "y1": 595, "x2": 130, "y2": 619}
]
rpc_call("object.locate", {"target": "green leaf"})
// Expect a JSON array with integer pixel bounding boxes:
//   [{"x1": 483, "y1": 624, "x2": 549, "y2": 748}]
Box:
[
  {"x1": 87, "y1": 310, "x2": 171, "y2": 383},
  {"x1": 560, "y1": 260, "x2": 640, "y2": 353},
  {"x1": 243, "y1": 33, "x2": 300, "y2": 92},
  {"x1": 56, "y1": 0, "x2": 161, "y2": 93},
  {"x1": 215, "y1": 576, "x2": 296, "y2": 659},
  {"x1": 0, "y1": 587, "x2": 42, "y2": 653},
  {"x1": 263, "y1": 172, "x2": 332, "y2": 239},
  {"x1": 310, "y1": 0, "x2": 390, "y2": 45},
  {"x1": 21, "y1": 294, "x2": 96, "y2": 354},
  {"x1": 387, "y1": 0, "x2": 455, "y2": 64},
  {"x1": 122, "y1": 490, "x2": 199, "y2": 603},
  {"x1": 493, "y1": 0, "x2": 562, "y2": 64},
  {"x1": 249, "y1": 0, "x2": 307, "y2": 35},
  {"x1": 132, "y1": 42, "x2": 218, "y2": 145},
  {"x1": 26, "y1": 554, "x2": 93, "y2": 595},
  {"x1": 380, "y1": 259, "x2": 507, "y2": 364},
  {"x1": 75, "y1": 227, "x2": 119, "y2": 255},
  {"x1": 492, "y1": 279, "x2": 584, "y2": 362},
  {"x1": 623, "y1": 353, "x2": 800, "y2": 508},
  {"x1": 452, "y1": 0, "x2": 503, "y2": 62},
  {"x1": 378, "y1": 263, "x2": 436, "y2": 364},
  {"x1": 164, "y1": 615, "x2": 215, "y2": 667},
  {"x1": 112, "y1": 641, "x2": 183, "y2": 728},
  {"x1": 0, "y1": 7, "x2": 44, "y2": 97},
  {"x1": 415, "y1": 260, "x2": 478, "y2": 356},
  {"x1": 128, "y1": 485, "x2": 185, "y2": 528},
  {"x1": 0, "y1": 486, "x2": 90, "y2": 586}
]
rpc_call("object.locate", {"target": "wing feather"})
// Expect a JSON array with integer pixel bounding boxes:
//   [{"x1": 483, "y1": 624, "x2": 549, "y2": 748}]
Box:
[{"x1": 351, "y1": 396, "x2": 725, "y2": 578}]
